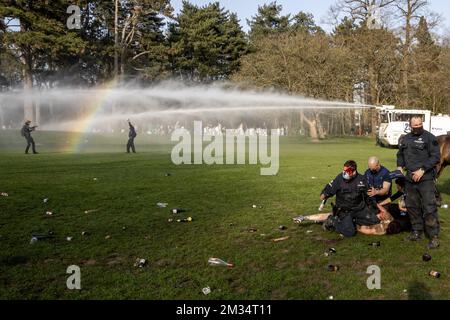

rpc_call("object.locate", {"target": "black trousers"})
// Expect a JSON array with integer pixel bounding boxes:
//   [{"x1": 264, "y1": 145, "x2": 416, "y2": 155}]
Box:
[
  {"x1": 25, "y1": 137, "x2": 36, "y2": 154},
  {"x1": 127, "y1": 137, "x2": 136, "y2": 153},
  {"x1": 405, "y1": 179, "x2": 440, "y2": 237}
]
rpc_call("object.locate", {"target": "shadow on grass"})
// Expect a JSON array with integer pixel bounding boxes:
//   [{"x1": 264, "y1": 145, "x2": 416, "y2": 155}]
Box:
[
  {"x1": 407, "y1": 281, "x2": 434, "y2": 300},
  {"x1": 438, "y1": 178, "x2": 450, "y2": 196}
]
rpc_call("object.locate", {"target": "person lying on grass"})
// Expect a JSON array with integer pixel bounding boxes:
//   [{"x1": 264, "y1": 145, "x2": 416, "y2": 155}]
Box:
[
  {"x1": 294, "y1": 175, "x2": 412, "y2": 236},
  {"x1": 294, "y1": 160, "x2": 388, "y2": 237}
]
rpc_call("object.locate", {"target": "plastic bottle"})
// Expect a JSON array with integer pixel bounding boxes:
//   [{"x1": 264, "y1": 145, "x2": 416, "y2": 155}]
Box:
[{"x1": 208, "y1": 257, "x2": 234, "y2": 268}]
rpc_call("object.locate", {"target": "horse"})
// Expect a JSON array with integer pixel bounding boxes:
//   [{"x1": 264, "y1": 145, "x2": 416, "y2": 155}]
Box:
[{"x1": 437, "y1": 134, "x2": 450, "y2": 178}]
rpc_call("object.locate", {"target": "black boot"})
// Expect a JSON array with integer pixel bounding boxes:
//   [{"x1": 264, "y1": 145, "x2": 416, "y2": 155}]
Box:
[
  {"x1": 405, "y1": 230, "x2": 423, "y2": 241},
  {"x1": 428, "y1": 236, "x2": 440, "y2": 249}
]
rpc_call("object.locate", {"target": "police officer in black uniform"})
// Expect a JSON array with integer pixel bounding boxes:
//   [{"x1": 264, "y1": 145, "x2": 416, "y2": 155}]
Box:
[
  {"x1": 21, "y1": 120, "x2": 38, "y2": 154},
  {"x1": 320, "y1": 160, "x2": 380, "y2": 237},
  {"x1": 126, "y1": 120, "x2": 137, "y2": 153},
  {"x1": 397, "y1": 115, "x2": 441, "y2": 248}
]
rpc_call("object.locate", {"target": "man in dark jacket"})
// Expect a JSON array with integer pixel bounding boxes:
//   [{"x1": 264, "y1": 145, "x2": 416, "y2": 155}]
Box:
[
  {"x1": 319, "y1": 160, "x2": 381, "y2": 237},
  {"x1": 21, "y1": 120, "x2": 38, "y2": 154},
  {"x1": 397, "y1": 115, "x2": 441, "y2": 248},
  {"x1": 127, "y1": 120, "x2": 137, "y2": 153}
]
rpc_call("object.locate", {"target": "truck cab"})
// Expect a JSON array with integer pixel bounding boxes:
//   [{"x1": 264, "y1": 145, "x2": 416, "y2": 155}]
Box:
[{"x1": 376, "y1": 106, "x2": 449, "y2": 147}]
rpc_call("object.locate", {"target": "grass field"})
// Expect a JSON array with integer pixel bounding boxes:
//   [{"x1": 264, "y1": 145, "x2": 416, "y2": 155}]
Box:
[{"x1": 0, "y1": 130, "x2": 449, "y2": 300}]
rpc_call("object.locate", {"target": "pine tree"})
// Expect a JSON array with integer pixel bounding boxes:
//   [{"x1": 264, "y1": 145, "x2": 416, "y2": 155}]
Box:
[
  {"x1": 247, "y1": 1, "x2": 290, "y2": 40},
  {"x1": 168, "y1": 1, "x2": 247, "y2": 82}
]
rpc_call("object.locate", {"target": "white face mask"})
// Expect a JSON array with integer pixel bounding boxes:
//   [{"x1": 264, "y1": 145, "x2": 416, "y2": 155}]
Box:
[{"x1": 342, "y1": 172, "x2": 351, "y2": 180}]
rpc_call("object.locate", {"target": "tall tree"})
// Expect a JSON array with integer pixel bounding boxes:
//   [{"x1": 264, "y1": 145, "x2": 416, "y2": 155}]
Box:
[
  {"x1": 168, "y1": 1, "x2": 247, "y2": 82},
  {"x1": 0, "y1": 0, "x2": 85, "y2": 121},
  {"x1": 247, "y1": 1, "x2": 290, "y2": 40}
]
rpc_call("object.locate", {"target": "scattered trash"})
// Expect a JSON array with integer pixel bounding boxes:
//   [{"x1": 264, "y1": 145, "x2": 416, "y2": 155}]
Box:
[
  {"x1": 93, "y1": 178, "x2": 98, "y2": 181},
  {"x1": 278, "y1": 225, "x2": 287, "y2": 231},
  {"x1": 45, "y1": 211, "x2": 53, "y2": 216},
  {"x1": 328, "y1": 265, "x2": 340, "y2": 272},
  {"x1": 81, "y1": 231, "x2": 89, "y2": 236},
  {"x1": 429, "y1": 270, "x2": 441, "y2": 278},
  {"x1": 157, "y1": 202, "x2": 168, "y2": 208},
  {"x1": 202, "y1": 287, "x2": 211, "y2": 295},
  {"x1": 105, "y1": 235, "x2": 111, "y2": 240},
  {"x1": 403, "y1": 289, "x2": 408, "y2": 294},
  {"x1": 30, "y1": 234, "x2": 54, "y2": 244},
  {"x1": 0, "y1": 192, "x2": 8, "y2": 197},
  {"x1": 66, "y1": 236, "x2": 73, "y2": 241},
  {"x1": 252, "y1": 204, "x2": 262, "y2": 209},
  {"x1": 272, "y1": 236, "x2": 290, "y2": 242},
  {"x1": 177, "y1": 217, "x2": 192, "y2": 223},
  {"x1": 165, "y1": 173, "x2": 172, "y2": 177},
  {"x1": 208, "y1": 257, "x2": 234, "y2": 268},
  {"x1": 43, "y1": 198, "x2": 49, "y2": 203},
  {"x1": 84, "y1": 209, "x2": 98, "y2": 214},
  {"x1": 327, "y1": 296, "x2": 334, "y2": 300},
  {"x1": 248, "y1": 228, "x2": 258, "y2": 233},
  {"x1": 422, "y1": 253, "x2": 432, "y2": 262},
  {"x1": 369, "y1": 241, "x2": 381, "y2": 247},
  {"x1": 306, "y1": 230, "x2": 313, "y2": 234},
  {"x1": 325, "y1": 248, "x2": 337, "y2": 256},
  {"x1": 311, "y1": 177, "x2": 317, "y2": 179},
  {"x1": 172, "y1": 208, "x2": 186, "y2": 214},
  {"x1": 134, "y1": 258, "x2": 147, "y2": 268},
  {"x1": 441, "y1": 204, "x2": 448, "y2": 209},
  {"x1": 48, "y1": 230, "x2": 54, "y2": 236},
  {"x1": 168, "y1": 218, "x2": 174, "y2": 223}
]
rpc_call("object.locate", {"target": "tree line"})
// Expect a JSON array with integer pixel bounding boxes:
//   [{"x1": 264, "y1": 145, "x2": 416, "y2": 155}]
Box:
[{"x1": 0, "y1": 0, "x2": 449, "y2": 136}]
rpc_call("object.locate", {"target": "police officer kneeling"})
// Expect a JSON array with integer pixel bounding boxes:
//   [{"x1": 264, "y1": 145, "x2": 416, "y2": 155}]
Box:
[
  {"x1": 397, "y1": 115, "x2": 441, "y2": 249},
  {"x1": 320, "y1": 160, "x2": 380, "y2": 237}
]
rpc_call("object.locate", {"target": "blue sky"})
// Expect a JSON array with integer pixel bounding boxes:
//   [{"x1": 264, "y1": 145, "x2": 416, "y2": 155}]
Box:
[{"x1": 170, "y1": 0, "x2": 450, "y2": 34}]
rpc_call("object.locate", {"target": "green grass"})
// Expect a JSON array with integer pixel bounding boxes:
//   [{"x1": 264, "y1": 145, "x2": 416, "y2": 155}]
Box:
[{"x1": 0, "y1": 130, "x2": 449, "y2": 300}]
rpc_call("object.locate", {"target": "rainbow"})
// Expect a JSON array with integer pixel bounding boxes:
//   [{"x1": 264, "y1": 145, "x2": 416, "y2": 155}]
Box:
[{"x1": 62, "y1": 79, "x2": 118, "y2": 153}]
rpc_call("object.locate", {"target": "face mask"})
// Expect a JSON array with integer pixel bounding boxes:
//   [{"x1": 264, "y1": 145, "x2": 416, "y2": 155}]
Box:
[
  {"x1": 343, "y1": 166, "x2": 355, "y2": 180},
  {"x1": 411, "y1": 126, "x2": 424, "y2": 135}
]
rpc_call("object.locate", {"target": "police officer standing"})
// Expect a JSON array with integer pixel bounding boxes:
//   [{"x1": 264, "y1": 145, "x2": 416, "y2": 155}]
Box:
[
  {"x1": 21, "y1": 120, "x2": 39, "y2": 154},
  {"x1": 127, "y1": 120, "x2": 137, "y2": 153},
  {"x1": 397, "y1": 115, "x2": 441, "y2": 248}
]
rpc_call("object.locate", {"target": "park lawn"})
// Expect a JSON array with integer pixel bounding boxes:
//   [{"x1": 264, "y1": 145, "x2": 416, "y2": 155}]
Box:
[{"x1": 0, "y1": 130, "x2": 449, "y2": 300}]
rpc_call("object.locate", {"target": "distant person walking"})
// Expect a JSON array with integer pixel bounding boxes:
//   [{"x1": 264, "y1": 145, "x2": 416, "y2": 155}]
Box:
[
  {"x1": 127, "y1": 120, "x2": 137, "y2": 153},
  {"x1": 21, "y1": 120, "x2": 38, "y2": 154}
]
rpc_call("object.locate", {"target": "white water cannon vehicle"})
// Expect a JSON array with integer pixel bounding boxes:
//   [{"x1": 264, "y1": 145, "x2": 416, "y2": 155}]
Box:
[{"x1": 376, "y1": 105, "x2": 450, "y2": 147}]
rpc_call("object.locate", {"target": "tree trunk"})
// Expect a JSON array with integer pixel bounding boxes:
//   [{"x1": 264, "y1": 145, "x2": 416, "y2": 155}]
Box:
[
  {"x1": 22, "y1": 63, "x2": 34, "y2": 123},
  {"x1": 35, "y1": 99, "x2": 41, "y2": 126},
  {"x1": 301, "y1": 111, "x2": 319, "y2": 142},
  {"x1": 114, "y1": 0, "x2": 119, "y2": 79}
]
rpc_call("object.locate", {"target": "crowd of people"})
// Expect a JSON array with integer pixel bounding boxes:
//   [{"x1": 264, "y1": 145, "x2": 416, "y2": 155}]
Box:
[{"x1": 295, "y1": 115, "x2": 442, "y2": 249}]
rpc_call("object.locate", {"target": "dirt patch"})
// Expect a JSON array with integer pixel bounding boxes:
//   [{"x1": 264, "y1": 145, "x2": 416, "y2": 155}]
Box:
[{"x1": 80, "y1": 258, "x2": 97, "y2": 266}]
